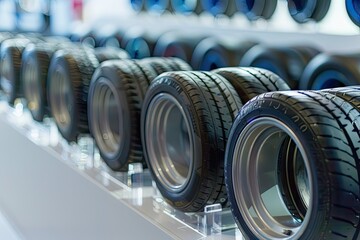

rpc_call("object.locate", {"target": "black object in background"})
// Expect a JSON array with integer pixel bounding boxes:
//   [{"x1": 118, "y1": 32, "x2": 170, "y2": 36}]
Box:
[
  {"x1": 236, "y1": 0, "x2": 277, "y2": 21},
  {"x1": 287, "y1": 0, "x2": 331, "y2": 23},
  {"x1": 240, "y1": 45, "x2": 320, "y2": 89},
  {"x1": 346, "y1": 0, "x2": 360, "y2": 27},
  {"x1": 191, "y1": 36, "x2": 257, "y2": 70},
  {"x1": 200, "y1": 0, "x2": 237, "y2": 16},
  {"x1": 154, "y1": 31, "x2": 207, "y2": 63},
  {"x1": 122, "y1": 28, "x2": 164, "y2": 59},
  {"x1": 300, "y1": 53, "x2": 360, "y2": 90}
]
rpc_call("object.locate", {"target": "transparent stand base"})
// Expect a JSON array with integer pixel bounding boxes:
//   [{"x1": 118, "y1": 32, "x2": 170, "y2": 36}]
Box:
[{"x1": 1, "y1": 98, "x2": 237, "y2": 238}]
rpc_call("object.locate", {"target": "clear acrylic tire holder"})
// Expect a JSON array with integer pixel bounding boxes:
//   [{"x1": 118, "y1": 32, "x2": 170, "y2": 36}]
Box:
[{"x1": 0, "y1": 100, "x2": 242, "y2": 240}]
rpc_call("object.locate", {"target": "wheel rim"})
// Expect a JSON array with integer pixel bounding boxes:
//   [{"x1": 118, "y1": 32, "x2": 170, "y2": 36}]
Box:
[
  {"x1": 24, "y1": 58, "x2": 41, "y2": 114},
  {"x1": 50, "y1": 67, "x2": 72, "y2": 132},
  {"x1": 90, "y1": 78, "x2": 122, "y2": 159},
  {"x1": 232, "y1": 117, "x2": 312, "y2": 239},
  {"x1": 145, "y1": 93, "x2": 193, "y2": 193}
]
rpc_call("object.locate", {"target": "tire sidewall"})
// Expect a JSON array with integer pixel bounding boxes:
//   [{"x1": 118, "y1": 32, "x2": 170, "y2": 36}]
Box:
[{"x1": 225, "y1": 98, "x2": 329, "y2": 239}]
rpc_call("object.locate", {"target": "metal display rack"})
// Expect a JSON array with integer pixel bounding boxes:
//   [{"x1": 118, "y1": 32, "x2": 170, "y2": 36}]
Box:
[{"x1": 0, "y1": 101, "x2": 242, "y2": 240}]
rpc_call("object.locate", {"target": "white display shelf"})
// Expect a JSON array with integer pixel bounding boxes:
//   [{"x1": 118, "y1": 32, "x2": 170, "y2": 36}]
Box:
[{"x1": 0, "y1": 101, "x2": 243, "y2": 240}]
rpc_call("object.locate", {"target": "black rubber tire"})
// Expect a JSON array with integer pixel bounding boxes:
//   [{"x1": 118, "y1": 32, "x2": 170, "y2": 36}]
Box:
[
  {"x1": 47, "y1": 47, "x2": 100, "y2": 141},
  {"x1": 225, "y1": 90, "x2": 360, "y2": 239},
  {"x1": 22, "y1": 42, "x2": 75, "y2": 122},
  {"x1": 200, "y1": 0, "x2": 237, "y2": 16},
  {"x1": 299, "y1": 53, "x2": 360, "y2": 90},
  {"x1": 191, "y1": 37, "x2": 257, "y2": 71},
  {"x1": 88, "y1": 57, "x2": 191, "y2": 171},
  {"x1": 88, "y1": 60, "x2": 151, "y2": 171},
  {"x1": 154, "y1": 32, "x2": 207, "y2": 63},
  {"x1": 287, "y1": 0, "x2": 331, "y2": 23},
  {"x1": 240, "y1": 45, "x2": 320, "y2": 89},
  {"x1": 0, "y1": 37, "x2": 40, "y2": 104},
  {"x1": 141, "y1": 71, "x2": 242, "y2": 212},
  {"x1": 122, "y1": 28, "x2": 161, "y2": 59},
  {"x1": 213, "y1": 67, "x2": 290, "y2": 103},
  {"x1": 346, "y1": 0, "x2": 360, "y2": 27},
  {"x1": 236, "y1": 0, "x2": 277, "y2": 21},
  {"x1": 138, "y1": 57, "x2": 192, "y2": 75},
  {"x1": 321, "y1": 86, "x2": 360, "y2": 110},
  {"x1": 93, "y1": 47, "x2": 130, "y2": 62}
]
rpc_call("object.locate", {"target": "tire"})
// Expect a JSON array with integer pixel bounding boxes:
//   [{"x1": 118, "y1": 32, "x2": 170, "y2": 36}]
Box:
[
  {"x1": 200, "y1": 0, "x2": 237, "y2": 16},
  {"x1": 299, "y1": 53, "x2": 360, "y2": 90},
  {"x1": 154, "y1": 32, "x2": 207, "y2": 63},
  {"x1": 138, "y1": 57, "x2": 192, "y2": 75},
  {"x1": 93, "y1": 47, "x2": 130, "y2": 62},
  {"x1": 287, "y1": 0, "x2": 331, "y2": 23},
  {"x1": 321, "y1": 86, "x2": 360, "y2": 110},
  {"x1": 122, "y1": 28, "x2": 160, "y2": 59},
  {"x1": 0, "y1": 37, "x2": 41, "y2": 104},
  {"x1": 346, "y1": 0, "x2": 360, "y2": 27},
  {"x1": 191, "y1": 36, "x2": 257, "y2": 70},
  {"x1": 47, "y1": 47, "x2": 100, "y2": 141},
  {"x1": 171, "y1": 0, "x2": 202, "y2": 14},
  {"x1": 22, "y1": 42, "x2": 75, "y2": 122},
  {"x1": 141, "y1": 71, "x2": 242, "y2": 212},
  {"x1": 88, "y1": 57, "x2": 191, "y2": 171},
  {"x1": 88, "y1": 60, "x2": 150, "y2": 171},
  {"x1": 225, "y1": 90, "x2": 360, "y2": 239},
  {"x1": 236, "y1": 0, "x2": 277, "y2": 21},
  {"x1": 213, "y1": 67, "x2": 290, "y2": 103},
  {"x1": 240, "y1": 45, "x2": 320, "y2": 89}
]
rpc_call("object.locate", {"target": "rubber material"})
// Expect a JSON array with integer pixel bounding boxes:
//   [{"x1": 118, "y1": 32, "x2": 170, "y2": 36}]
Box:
[
  {"x1": 240, "y1": 45, "x2": 320, "y2": 89},
  {"x1": 141, "y1": 71, "x2": 242, "y2": 211},
  {"x1": 225, "y1": 90, "x2": 360, "y2": 239},
  {"x1": 139, "y1": 57, "x2": 192, "y2": 75},
  {"x1": 213, "y1": 67, "x2": 290, "y2": 103},
  {"x1": 88, "y1": 60, "x2": 150, "y2": 171},
  {"x1": 93, "y1": 47, "x2": 130, "y2": 62},
  {"x1": 191, "y1": 37, "x2": 257, "y2": 70},
  {"x1": 88, "y1": 57, "x2": 191, "y2": 171},
  {"x1": 346, "y1": 0, "x2": 360, "y2": 27},
  {"x1": 154, "y1": 32, "x2": 207, "y2": 63},
  {"x1": 321, "y1": 86, "x2": 360, "y2": 111},
  {"x1": 122, "y1": 28, "x2": 161, "y2": 59},
  {"x1": 22, "y1": 42, "x2": 75, "y2": 122},
  {"x1": 299, "y1": 53, "x2": 360, "y2": 90},
  {"x1": 47, "y1": 47, "x2": 100, "y2": 141},
  {"x1": 236, "y1": 0, "x2": 277, "y2": 21},
  {"x1": 287, "y1": 0, "x2": 331, "y2": 23},
  {"x1": 0, "y1": 38, "x2": 38, "y2": 104},
  {"x1": 201, "y1": 0, "x2": 237, "y2": 16}
]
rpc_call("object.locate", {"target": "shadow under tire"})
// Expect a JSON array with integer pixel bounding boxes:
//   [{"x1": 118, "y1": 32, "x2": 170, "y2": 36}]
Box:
[
  {"x1": 225, "y1": 90, "x2": 360, "y2": 239},
  {"x1": 141, "y1": 71, "x2": 242, "y2": 212}
]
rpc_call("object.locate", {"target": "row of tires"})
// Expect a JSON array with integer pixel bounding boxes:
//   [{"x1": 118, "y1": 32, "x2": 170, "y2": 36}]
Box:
[
  {"x1": 132, "y1": 0, "x2": 360, "y2": 27},
  {"x1": 74, "y1": 27, "x2": 360, "y2": 91},
  {"x1": 1, "y1": 33, "x2": 360, "y2": 239}
]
